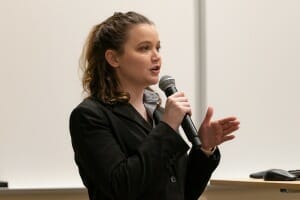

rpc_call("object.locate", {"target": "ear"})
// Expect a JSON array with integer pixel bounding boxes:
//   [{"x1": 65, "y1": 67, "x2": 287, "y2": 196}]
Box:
[{"x1": 105, "y1": 49, "x2": 120, "y2": 68}]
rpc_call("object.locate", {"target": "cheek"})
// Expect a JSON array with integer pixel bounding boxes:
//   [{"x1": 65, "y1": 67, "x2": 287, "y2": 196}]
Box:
[{"x1": 127, "y1": 54, "x2": 149, "y2": 68}]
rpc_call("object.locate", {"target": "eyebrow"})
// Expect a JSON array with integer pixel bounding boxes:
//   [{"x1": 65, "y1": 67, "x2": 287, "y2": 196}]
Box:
[{"x1": 137, "y1": 40, "x2": 161, "y2": 46}]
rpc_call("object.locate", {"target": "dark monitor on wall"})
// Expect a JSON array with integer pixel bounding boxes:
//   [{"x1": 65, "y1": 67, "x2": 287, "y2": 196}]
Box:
[{"x1": 0, "y1": 181, "x2": 8, "y2": 188}]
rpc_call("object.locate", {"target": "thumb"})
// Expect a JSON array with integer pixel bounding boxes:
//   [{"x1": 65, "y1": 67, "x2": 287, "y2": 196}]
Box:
[{"x1": 202, "y1": 106, "x2": 214, "y2": 125}]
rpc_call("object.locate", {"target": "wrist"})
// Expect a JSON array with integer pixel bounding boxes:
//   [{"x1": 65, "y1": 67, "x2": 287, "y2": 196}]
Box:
[
  {"x1": 201, "y1": 145, "x2": 214, "y2": 152},
  {"x1": 200, "y1": 146, "x2": 216, "y2": 156},
  {"x1": 161, "y1": 119, "x2": 179, "y2": 132}
]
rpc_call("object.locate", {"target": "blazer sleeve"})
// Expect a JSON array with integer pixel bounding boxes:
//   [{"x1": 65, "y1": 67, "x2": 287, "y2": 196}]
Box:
[
  {"x1": 153, "y1": 105, "x2": 221, "y2": 200},
  {"x1": 184, "y1": 147, "x2": 221, "y2": 200},
  {"x1": 70, "y1": 104, "x2": 190, "y2": 199}
]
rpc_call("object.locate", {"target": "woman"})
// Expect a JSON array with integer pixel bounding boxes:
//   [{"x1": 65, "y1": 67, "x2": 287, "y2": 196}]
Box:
[{"x1": 69, "y1": 11, "x2": 240, "y2": 200}]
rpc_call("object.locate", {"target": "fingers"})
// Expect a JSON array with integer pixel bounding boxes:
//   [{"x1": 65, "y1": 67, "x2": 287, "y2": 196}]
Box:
[
  {"x1": 221, "y1": 134, "x2": 235, "y2": 143},
  {"x1": 163, "y1": 91, "x2": 194, "y2": 131},
  {"x1": 167, "y1": 92, "x2": 192, "y2": 115},
  {"x1": 212, "y1": 118, "x2": 240, "y2": 135},
  {"x1": 223, "y1": 125, "x2": 239, "y2": 135},
  {"x1": 219, "y1": 117, "x2": 240, "y2": 132},
  {"x1": 218, "y1": 117, "x2": 238, "y2": 125},
  {"x1": 214, "y1": 121, "x2": 237, "y2": 144},
  {"x1": 218, "y1": 120, "x2": 240, "y2": 137},
  {"x1": 202, "y1": 106, "x2": 214, "y2": 124},
  {"x1": 221, "y1": 120, "x2": 239, "y2": 130}
]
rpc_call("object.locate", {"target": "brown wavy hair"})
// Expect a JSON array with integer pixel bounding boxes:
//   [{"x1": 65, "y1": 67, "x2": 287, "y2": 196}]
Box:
[{"x1": 80, "y1": 11, "x2": 153, "y2": 104}]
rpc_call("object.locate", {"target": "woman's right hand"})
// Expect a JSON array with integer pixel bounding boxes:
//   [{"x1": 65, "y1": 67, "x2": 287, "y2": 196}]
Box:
[{"x1": 161, "y1": 91, "x2": 192, "y2": 131}]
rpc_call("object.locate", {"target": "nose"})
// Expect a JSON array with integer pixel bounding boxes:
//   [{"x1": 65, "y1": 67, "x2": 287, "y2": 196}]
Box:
[{"x1": 151, "y1": 49, "x2": 161, "y2": 62}]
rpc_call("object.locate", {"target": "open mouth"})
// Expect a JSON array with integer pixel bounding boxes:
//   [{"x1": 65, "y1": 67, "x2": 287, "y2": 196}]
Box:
[{"x1": 151, "y1": 65, "x2": 160, "y2": 72}]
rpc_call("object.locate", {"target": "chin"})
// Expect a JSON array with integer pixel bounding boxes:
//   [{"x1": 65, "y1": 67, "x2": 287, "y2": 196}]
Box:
[
  {"x1": 144, "y1": 80, "x2": 158, "y2": 88},
  {"x1": 150, "y1": 77, "x2": 159, "y2": 85}
]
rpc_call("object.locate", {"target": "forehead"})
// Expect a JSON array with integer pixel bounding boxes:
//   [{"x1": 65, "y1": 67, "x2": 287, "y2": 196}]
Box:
[{"x1": 125, "y1": 24, "x2": 159, "y2": 44}]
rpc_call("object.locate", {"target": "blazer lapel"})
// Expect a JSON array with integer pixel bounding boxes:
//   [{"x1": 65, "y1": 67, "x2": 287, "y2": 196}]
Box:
[{"x1": 111, "y1": 103, "x2": 152, "y2": 132}]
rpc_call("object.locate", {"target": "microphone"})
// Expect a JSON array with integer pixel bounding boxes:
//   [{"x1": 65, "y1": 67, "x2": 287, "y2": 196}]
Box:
[{"x1": 159, "y1": 75, "x2": 201, "y2": 148}]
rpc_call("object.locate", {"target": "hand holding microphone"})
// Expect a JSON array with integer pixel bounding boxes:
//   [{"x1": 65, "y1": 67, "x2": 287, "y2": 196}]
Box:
[
  {"x1": 159, "y1": 75, "x2": 240, "y2": 150},
  {"x1": 161, "y1": 91, "x2": 192, "y2": 131},
  {"x1": 159, "y1": 75, "x2": 201, "y2": 148}
]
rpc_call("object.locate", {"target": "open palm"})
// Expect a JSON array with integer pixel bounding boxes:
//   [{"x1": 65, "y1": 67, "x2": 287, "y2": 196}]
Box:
[{"x1": 198, "y1": 107, "x2": 240, "y2": 150}]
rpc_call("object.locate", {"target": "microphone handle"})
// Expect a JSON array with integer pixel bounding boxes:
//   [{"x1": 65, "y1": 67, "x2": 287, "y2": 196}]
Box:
[
  {"x1": 181, "y1": 115, "x2": 201, "y2": 147},
  {"x1": 164, "y1": 87, "x2": 201, "y2": 148}
]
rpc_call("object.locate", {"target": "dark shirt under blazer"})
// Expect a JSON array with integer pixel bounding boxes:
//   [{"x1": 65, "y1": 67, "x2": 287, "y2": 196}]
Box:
[{"x1": 69, "y1": 96, "x2": 220, "y2": 200}]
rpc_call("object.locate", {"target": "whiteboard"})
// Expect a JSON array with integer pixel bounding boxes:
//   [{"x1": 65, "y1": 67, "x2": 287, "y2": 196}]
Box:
[
  {"x1": 0, "y1": 0, "x2": 200, "y2": 188},
  {"x1": 203, "y1": 0, "x2": 300, "y2": 179}
]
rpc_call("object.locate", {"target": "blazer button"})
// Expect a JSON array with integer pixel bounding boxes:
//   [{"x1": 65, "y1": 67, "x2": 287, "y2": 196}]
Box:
[{"x1": 170, "y1": 176, "x2": 177, "y2": 183}]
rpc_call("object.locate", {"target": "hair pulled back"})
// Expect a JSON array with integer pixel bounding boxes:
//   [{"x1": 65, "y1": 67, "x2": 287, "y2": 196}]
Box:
[{"x1": 80, "y1": 11, "x2": 153, "y2": 104}]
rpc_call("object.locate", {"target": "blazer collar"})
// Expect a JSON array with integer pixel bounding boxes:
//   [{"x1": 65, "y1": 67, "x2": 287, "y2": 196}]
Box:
[
  {"x1": 93, "y1": 89, "x2": 161, "y2": 132},
  {"x1": 111, "y1": 103, "x2": 153, "y2": 132}
]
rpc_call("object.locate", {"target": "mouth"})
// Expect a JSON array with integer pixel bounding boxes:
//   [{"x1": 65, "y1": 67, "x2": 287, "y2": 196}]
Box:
[{"x1": 150, "y1": 65, "x2": 160, "y2": 73}]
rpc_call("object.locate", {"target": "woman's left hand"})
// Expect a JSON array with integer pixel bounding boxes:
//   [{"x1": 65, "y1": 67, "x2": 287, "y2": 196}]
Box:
[{"x1": 198, "y1": 107, "x2": 240, "y2": 150}]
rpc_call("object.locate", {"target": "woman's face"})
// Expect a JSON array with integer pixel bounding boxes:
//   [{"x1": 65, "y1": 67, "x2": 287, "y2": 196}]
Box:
[{"x1": 115, "y1": 24, "x2": 161, "y2": 90}]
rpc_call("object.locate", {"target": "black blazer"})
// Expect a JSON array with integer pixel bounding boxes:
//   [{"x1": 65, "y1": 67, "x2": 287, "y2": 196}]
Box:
[{"x1": 69, "y1": 97, "x2": 220, "y2": 200}]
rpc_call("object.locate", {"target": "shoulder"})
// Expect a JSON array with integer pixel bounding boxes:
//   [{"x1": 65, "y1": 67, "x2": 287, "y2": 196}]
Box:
[
  {"x1": 70, "y1": 97, "x2": 111, "y2": 122},
  {"x1": 77, "y1": 96, "x2": 106, "y2": 110}
]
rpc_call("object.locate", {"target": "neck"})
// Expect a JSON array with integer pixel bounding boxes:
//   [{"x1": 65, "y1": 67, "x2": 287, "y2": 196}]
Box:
[
  {"x1": 127, "y1": 89, "x2": 149, "y2": 122},
  {"x1": 129, "y1": 91, "x2": 144, "y2": 111},
  {"x1": 119, "y1": 84, "x2": 145, "y2": 105}
]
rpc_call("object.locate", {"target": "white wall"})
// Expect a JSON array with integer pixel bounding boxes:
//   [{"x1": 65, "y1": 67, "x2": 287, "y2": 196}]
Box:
[
  {"x1": 0, "y1": 0, "x2": 199, "y2": 188},
  {"x1": 204, "y1": 0, "x2": 300, "y2": 179},
  {"x1": 4, "y1": 0, "x2": 297, "y2": 189}
]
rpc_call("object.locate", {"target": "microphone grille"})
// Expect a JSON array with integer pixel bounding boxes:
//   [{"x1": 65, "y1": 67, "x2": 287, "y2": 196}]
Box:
[{"x1": 159, "y1": 75, "x2": 175, "y2": 91}]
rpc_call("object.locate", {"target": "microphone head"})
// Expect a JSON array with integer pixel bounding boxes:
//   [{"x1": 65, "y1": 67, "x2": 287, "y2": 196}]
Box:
[{"x1": 159, "y1": 75, "x2": 175, "y2": 91}]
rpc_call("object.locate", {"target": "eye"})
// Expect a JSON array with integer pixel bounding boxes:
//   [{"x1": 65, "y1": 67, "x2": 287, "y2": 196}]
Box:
[
  {"x1": 156, "y1": 45, "x2": 161, "y2": 52},
  {"x1": 139, "y1": 45, "x2": 151, "y2": 52}
]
